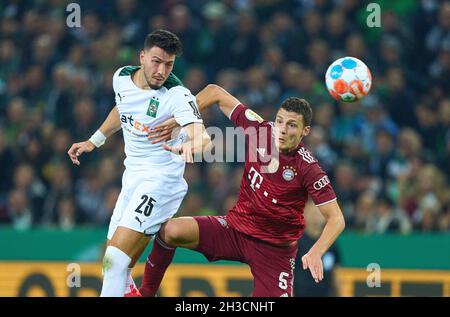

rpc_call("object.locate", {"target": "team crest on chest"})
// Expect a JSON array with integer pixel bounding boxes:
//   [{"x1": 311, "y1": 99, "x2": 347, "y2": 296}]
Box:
[
  {"x1": 147, "y1": 97, "x2": 160, "y2": 117},
  {"x1": 282, "y1": 165, "x2": 297, "y2": 181}
]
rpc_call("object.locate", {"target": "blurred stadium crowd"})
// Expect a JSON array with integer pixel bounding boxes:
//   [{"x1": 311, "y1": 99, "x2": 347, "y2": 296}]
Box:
[{"x1": 0, "y1": 0, "x2": 449, "y2": 234}]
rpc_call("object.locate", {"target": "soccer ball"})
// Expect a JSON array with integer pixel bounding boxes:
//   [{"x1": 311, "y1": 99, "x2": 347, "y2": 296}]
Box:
[{"x1": 325, "y1": 57, "x2": 372, "y2": 103}]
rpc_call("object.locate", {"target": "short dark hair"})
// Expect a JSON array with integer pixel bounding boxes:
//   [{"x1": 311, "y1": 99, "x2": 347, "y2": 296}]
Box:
[
  {"x1": 280, "y1": 97, "x2": 312, "y2": 126},
  {"x1": 144, "y1": 29, "x2": 183, "y2": 56}
]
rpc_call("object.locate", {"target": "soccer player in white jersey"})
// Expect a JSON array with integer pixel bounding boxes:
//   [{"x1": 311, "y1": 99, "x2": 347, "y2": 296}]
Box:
[{"x1": 67, "y1": 30, "x2": 211, "y2": 297}]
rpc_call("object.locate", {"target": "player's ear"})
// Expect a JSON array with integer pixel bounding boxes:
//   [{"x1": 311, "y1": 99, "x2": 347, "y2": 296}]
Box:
[
  {"x1": 302, "y1": 126, "x2": 311, "y2": 137},
  {"x1": 139, "y1": 50, "x2": 145, "y2": 65}
]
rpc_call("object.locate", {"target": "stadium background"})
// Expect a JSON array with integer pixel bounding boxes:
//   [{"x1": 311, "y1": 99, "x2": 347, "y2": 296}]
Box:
[{"x1": 0, "y1": 0, "x2": 449, "y2": 297}]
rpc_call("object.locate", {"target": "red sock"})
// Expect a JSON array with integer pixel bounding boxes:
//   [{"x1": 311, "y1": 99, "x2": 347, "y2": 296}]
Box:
[{"x1": 139, "y1": 234, "x2": 175, "y2": 297}]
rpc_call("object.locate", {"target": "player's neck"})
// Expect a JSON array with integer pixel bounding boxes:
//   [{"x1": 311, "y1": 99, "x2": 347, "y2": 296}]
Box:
[
  {"x1": 132, "y1": 68, "x2": 150, "y2": 90},
  {"x1": 276, "y1": 139, "x2": 302, "y2": 154}
]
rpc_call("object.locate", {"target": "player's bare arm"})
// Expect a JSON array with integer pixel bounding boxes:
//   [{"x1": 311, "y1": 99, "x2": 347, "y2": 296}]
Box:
[
  {"x1": 67, "y1": 106, "x2": 121, "y2": 165},
  {"x1": 163, "y1": 122, "x2": 212, "y2": 162},
  {"x1": 302, "y1": 200, "x2": 345, "y2": 283},
  {"x1": 195, "y1": 84, "x2": 242, "y2": 118}
]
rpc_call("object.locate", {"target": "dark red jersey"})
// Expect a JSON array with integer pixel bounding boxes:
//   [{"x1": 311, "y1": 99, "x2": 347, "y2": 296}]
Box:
[{"x1": 227, "y1": 104, "x2": 336, "y2": 245}]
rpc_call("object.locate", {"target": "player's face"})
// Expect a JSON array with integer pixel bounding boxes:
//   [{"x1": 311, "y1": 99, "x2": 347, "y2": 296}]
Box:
[
  {"x1": 140, "y1": 46, "x2": 176, "y2": 89},
  {"x1": 274, "y1": 108, "x2": 310, "y2": 153}
]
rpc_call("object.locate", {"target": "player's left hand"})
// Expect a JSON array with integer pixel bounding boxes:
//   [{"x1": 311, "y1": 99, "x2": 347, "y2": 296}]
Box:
[
  {"x1": 148, "y1": 118, "x2": 180, "y2": 144},
  {"x1": 163, "y1": 143, "x2": 193, "y2": 163},
  {"x1": 301, "y1": 249, "x2": 324, "y2": 283}
]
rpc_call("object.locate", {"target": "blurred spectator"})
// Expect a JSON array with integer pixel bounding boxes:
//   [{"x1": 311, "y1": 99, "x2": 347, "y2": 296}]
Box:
[
  {"x1": 365, "y1": 197, "x2": 412, "y2": 234},
  {"x1": 380, "y1": 67, "x2": 416, "y2": 128},
  {"x1": 360, "y1": 99, "x2": 398, "y2": 153},
  {"x1": 229, "y1": 11, "x2": 261, "y2": 69},
  {"x1": 95, "y1": 186, "x2": 121, "y2": 225},
  {"x1": 113, "y1": 0, "x2": 144, "y2": 46},
  {"x1": 168, "y1": 4, "x2": 198, "y2": 64},
  {"x1": 184, "y1": 67, "x2": 208, "y2": 95},
  {"x1": 0, "y1": 127, "x2": 17, "y2": 194},
  {"x1": 195, "y1": 1, "x2": 232, "y2": 77},
  {"x1": 414, "y1": 101, "x2": 441, "y2": 152},
  {"x1": 4, "y1": 97, "x2": 28, "y2": 147},
  {"x1": 70, "y1": 97, "x2": 99, "y2": 140},
  {"x1": 369, "y1": 128, "x2": 396, "y2": 181},
  {"x1": 304, "y1": 126, "x2": 337, "y2": 173},
  {"x1": 41, "y1": 163, "x2": 73, "y2": 224},
  {"x1": 242, "y1": 66, "x2": 279, "y2": 109},
  {"x1": 324, "y1": 10, "x2": 350, "y2": 54},
  {"x1": 331, "y1": 102, "x2": 365, "y2": 145},
  {"x1": 425, "y1": 2, "x2": 450, "y2": 57},
  {"x1": 75, "y1": 170, "x2": 104, "y2": 224},
  {"x1": 333, "y1": 161, "x2": 358, "y2": 224},
  {"x1": 12, "y1": 163, "x2": 46, "y2": 220},
  {"x1": 7, "y1": 189, "x2": 33, "y2": 231},
  {"x1": 56, "y1": 195, "x2": 77, "y2": 231}
]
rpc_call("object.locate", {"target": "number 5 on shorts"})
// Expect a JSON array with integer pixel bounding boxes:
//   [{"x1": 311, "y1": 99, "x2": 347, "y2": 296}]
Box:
[
  {"x1": 279, "y1": 272, "x2": 289, "y2": 290},
  {"x1": 135, "y1": 195, "x2": 156, "y2": 217}
]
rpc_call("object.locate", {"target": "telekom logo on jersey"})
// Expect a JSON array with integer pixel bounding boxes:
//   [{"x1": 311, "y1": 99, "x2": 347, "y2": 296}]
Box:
[{"x1": 248, "y1": 167, "x2": 264, "y2": 190}]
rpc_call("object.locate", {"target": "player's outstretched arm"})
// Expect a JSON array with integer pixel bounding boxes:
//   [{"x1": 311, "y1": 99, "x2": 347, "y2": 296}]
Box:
[
  {"x1": 301, "y1": 200, "x2": 345, "y2": 283},
  {"x1": 196, "y1": 84, "x2": 241, "y2": 118},
  {"x1": 148, "y1": 84, "x2": 240, "y2": 144},
  {"x1": 67, "y1": 106, "x2": 121, "y2": 165}
]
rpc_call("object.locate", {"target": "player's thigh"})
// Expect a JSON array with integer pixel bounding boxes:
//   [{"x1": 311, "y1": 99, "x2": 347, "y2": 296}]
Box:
[
  {"x1": 194, "y1": 216, "x2": 244, "y2": 262},
  {"x1": 160, "y1": 217, "x2": 199, "y2": 249},
  {"x1": 249, "y1": 244, "x2": 297, "y2": 297},
  {"x1": 107, "y1": 187, "x2": 130, "y2": 240}
]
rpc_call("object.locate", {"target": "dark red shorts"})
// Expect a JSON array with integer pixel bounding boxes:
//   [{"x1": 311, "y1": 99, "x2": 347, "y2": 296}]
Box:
[{"x1": 194, "y1": 216, "x2": 297, "y2": 297}]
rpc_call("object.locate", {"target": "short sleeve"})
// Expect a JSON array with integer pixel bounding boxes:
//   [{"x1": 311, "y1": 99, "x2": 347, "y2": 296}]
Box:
[
  {"x1": 301, "y1": 160, "x2": 336, "y2": 207},
  {"x1": 230, "y1": 104, "x2": 266, "y2": 129},
  {"x1": 169, "y1": 87, "x2": 203, "y2": 127},
  {"x1": 112, "y1": 67, "x2": 123, "y2": 105}
]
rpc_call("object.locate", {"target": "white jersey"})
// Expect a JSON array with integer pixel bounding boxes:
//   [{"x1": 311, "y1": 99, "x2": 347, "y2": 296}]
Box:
[{"x1": 112, "y1": 66, "x2": 202, "y2": 178}]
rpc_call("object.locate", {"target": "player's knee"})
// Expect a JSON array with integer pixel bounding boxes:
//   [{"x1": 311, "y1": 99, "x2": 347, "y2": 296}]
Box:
[
  {"x1": 102, "y1": 246, "x2": 131, "y2": 276},
  {"x1": 161, "y1": 220, "x2": 182, "y2": 246}
]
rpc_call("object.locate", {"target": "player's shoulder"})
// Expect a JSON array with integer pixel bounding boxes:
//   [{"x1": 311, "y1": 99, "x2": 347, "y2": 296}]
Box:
[
  {"x1": 236, "y1": 105, "x2": 269, "y2": 125},
  {"x1": 295, "y1": 144, "x2": 317, "y2": 166},
  {"x1": 114, "y1": 65, "x2": 140, "y2": 79},
  {"x1": 112, "y1": 65, "x2": 139, "y2": 92},
  {"x1": 163, "y1": 72, "x2": 185, "y2": 91}
]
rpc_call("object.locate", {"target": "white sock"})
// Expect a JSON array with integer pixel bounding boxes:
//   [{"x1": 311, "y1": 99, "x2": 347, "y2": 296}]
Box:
[
  {"x1": 100, "y1": 246, "x2": 131, "y2": 297},
  {"x1": 125, "y1": 268, "x2": 137, "y2": 292}
]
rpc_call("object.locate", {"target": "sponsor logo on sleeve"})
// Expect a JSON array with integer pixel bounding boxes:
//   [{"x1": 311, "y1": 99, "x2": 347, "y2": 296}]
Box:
[
  {"x1": 313, "y1": 176, "x2": 330, "y2": 190},
  {"x1": 245, "y1": 109, "x2": 263, "y2": 123}
]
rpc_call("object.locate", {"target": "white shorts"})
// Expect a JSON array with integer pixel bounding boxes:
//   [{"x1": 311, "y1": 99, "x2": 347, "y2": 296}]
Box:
[{"x1": 107, "y1": 169, "x2": 188, "y2": 240}]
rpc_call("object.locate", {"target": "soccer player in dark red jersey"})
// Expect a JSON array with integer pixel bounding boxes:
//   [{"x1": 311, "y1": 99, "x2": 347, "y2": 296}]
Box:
[{"x1": 140, "y1": 84, "x2": 345, "y2": 297}]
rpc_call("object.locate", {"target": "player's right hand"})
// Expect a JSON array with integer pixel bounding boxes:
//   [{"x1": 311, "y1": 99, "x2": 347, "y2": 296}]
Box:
[
  {"x1": 67, "y1": 141, "x2": 95, "y2": 165},
  {"x1": 163, "y1": 143, "x2": 193, "y2": 163},
  {"x1": 302, "y1": 249, "x2": 324, "y2": 283}
]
